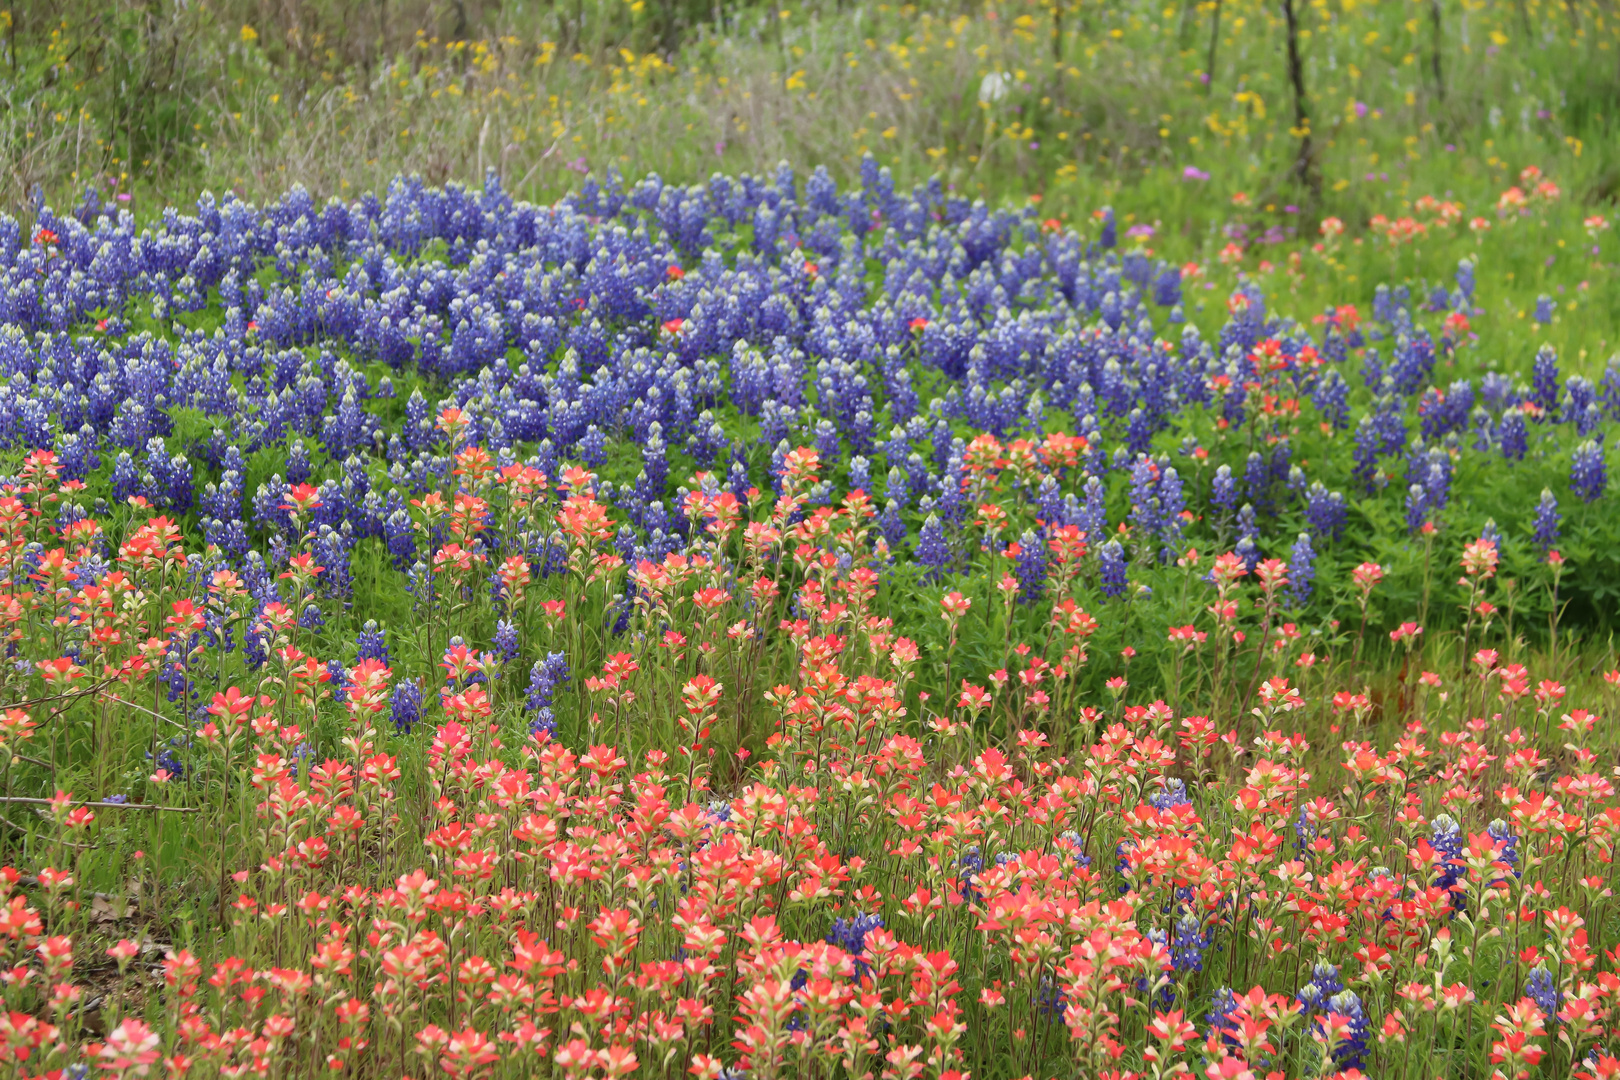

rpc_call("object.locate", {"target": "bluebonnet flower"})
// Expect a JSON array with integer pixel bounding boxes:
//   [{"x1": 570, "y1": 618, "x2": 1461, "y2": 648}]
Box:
[
  {"x1": 1527, "y1": 966, "x2": 1561, "y2": 1022},
  {"x1": 1148, "y1": 779, "x2": 1191, "y2": 811},
  {"x1": 579, "y1": 425, "x2": 608, "y2": 468},
  {"x1": 1373, "y1": 284, "x2": 1397, "y2": 324},
  {"x1": 110, "y1": 453, "x2": 140, "y2": 504},
  {"x1": 1054, "y1": 830, "x2": 1093, "y2": 869},
  {"x1": 1012, "y1": 528, "x2": 1047, "y2": 603},
  {"x1": 527, "y1": 652, "x2": 572, "y2": 706},
  {"x1": 529, "y1": 707, "x2": 559, "y2": 740},
  {"x1": 1482, "y1": 370, "x2": 1518, "y2": 412},
  {"x1": 1113, "y1": 840, "x2": 1137, "y2": 891},
  {"x1": 1534, "y1": 294, "x2": 1556, "y2": 324},
  {"x1": 1288, "y1": 533, "x2": 1316, "y2": 608},
  {"x1": 1296, "y1": 962, "x2": 1345, "y2": 1016},
  {"x1": 1242, "y1": 451, "x2": 1271, "y2": 515},
  {"x1": 1037, "y1": 976, "x2": 1068, "y2": 1017},
  {"x1": 1431, "y1": 814, "x2": 1464, "y2": 904},
  {"x1": 493, "y1": 619, "x2": 520, "y2": 666},
  {"x1": 1207, "y1": 987, "x2": 1242, "y2": 1048},
  {"x1": 847, "y1": 455, "x2": 871, "y2": 494},
  {"x1": 1388, "y1": 330, "x2": 1436, "y2": 395},
  {"x1": 1130, "y1": 455, "x2": 1163, "y2": 541},
  {"x1": 1157, "y1": 465, "x2": 1185, "y2": 557},
  {"x1": 1236, "y1": 502, "x2": 1260, "y2": 556},
  {"x1": 1312, "y1": 370, "x2": 1351, "y2": 430},
  {"x1": 1534, "y1": 488, "x2": 1561, "y2": 550},
  {"x1": 1405, "y1": 484, "x2": 1429, "y2": 534},
  {"x1": 1294, "y1": 804, "x2": 1319, "y2": 854},
  {"x1": 356, "y1": 621, "x2": 390, "y2": 665},
  {"x1": 1456, "y1": 256, "x2": 1476, "y2": 301},
  {"x1": 1098, "y1": 206, "x2": 1116, "y2": 249},
  {"x1": 1351, "y1": 417, "x2": 1380, "y2": 492},
  {"x1": 1571, "y1": 439, "x2": 1607, "y2": 503},
  {"x1": 1304, "y1": 482, "x2": 1346, "y2": 541},
  {"x1": 1487, "y1": 819, "x2": 1521, "y2": 879},
  {"x1": 151, "y1": 740, "x2": 188, "y2": 781},
  {"x1": 877, "y1": 500, "x2": 906, "y2": 548},
  {"x1": 1170, "y1": 912, "x2": 1210, "y2": 975},
  {"x1": 1533, "y1": 344, "x2": 1561, "y2": 416},
  {"x1": 1233, "y1": 535, "x2": 1260, "y2": 575},
  {"x1": 285, "y1": 440, "x2": 312, "y2": 487},
  {"x1": 1324, "y1": 990, "x2": 1371, "y2": 1070},
  {"x1": 1604, "y1": 358, "x2": 1620, "y2": 420},
  {"x1": 1564, "y1": 375, "x2": 1597, "y2": 427},
  {"x1": 1153, "y1": 267, "x2": 1182, "y2": 308},
  {"x1": 1499, "y1": 407, "x2": 1528, "y2": 462},
  {"x1": 384, "y1": 507, "x2": 416, "y2": 570},
  {"x1": 326, "y1": 659, "x2": 350, "y2": 703},
  {"x1": 1361, "y1": 347, "x2": 1384, "y2": 390},
  {"x1": 390, "y1": 679, "x2": 424, "y2": 734},
  {"x1": 1076, "y1": 474, "x2": 1108, "y2": 540},
  {"x1": 1425, "y1": 456, "x2": 1451, "y2": 511},
  {"x1": 957, "y1": 846, "x2": 983, "y2": 902},
  {"x1": 1099, "y1": 539, "x2": 1127, "y2": 597},
  {"x1": 827, "y1": 913, "x2": 884, "y2": 979},
  {"x1": 1206, "y1": 465, "x2": 1235, "y2": 519},
  {"x1": 915, "y1": 514, "x2": 950, "y2": 579},
  {"x1": 525, "y1": 651, "x2": 572, "y2": 737}
]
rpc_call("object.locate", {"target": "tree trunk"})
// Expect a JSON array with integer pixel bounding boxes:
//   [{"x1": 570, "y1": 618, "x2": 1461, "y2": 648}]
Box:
[
  {"x1": 1281, "y1": 0, "x2": 1320, "y2": 198},
  {"x1": 1430, "y1": 0, "x2": 1444, "y2": 103},
  {"x1": 1205, "y1": 0, "x2": 1222, "y2": 90}
]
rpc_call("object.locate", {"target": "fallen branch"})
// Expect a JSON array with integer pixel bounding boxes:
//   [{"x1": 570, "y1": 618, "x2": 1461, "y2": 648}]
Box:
[
  {"x1": 2, "y1": 677, "x2": 119, "y2": 715},
  {"x1": 102, "y1": 697, "x2": 190, "y2": 731},
  {"x1": 0, "y1": 797, "x2": 199, "y2": 813}
]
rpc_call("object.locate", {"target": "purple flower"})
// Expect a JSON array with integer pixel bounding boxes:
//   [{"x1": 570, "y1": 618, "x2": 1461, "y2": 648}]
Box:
[
  {"x1": 1013, "y1": 528, "x2": 1048, "y2": 603},
  {"x1": 1571, "y1": 440, "x2": 1607, "y2": 503},
  {"x1": 1533, "y1": 345, "x2": 1561, "y2": 416},
  {"x1": 1499, "y1": 408, "x2": 1529, "y2": 462},
  {"x1": 1288, "y1": 532, "x2": 1316, "y2": 608},
  {"x1": 1534, "y1": 488, "x2": 1561, "y2": 550},
  {"x1": 1405, "y1": 484, "x2": 1429, "y2": 534},
  {"x1": 1099, "y1": 539, "x2": 1127, "y2": 597},
  {"x1": 915, "y1": 514, "x2": 951, "y2": 579},
  {"x1": 390, "y1": 679, "x2": 424, "y2": 734},
  {"x1": 356, "y1": 621, "x2": 390, "y2": 665},
  {"x1": 1183, "y1": 166, "x2": 1210, "y2": 181},
  {"x1": 1527, "y1": 966, "x2": 1561, "y2": 1020}
]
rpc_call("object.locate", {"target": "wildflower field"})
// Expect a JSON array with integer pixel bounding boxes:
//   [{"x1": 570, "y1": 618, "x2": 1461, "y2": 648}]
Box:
[{"x1": 4, "y1": 0, "x2": 1620, "y2": 1078}]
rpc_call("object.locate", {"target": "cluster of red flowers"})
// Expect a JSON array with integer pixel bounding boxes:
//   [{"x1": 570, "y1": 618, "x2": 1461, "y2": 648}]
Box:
[{"x1": 0, "y1": 427, "x2": 1608, "y2": 1080}]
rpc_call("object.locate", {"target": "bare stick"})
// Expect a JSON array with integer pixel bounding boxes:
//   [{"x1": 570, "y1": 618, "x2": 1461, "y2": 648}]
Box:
[{"x1": 0, "y1": 797, "x2": 199, "y2": 813}]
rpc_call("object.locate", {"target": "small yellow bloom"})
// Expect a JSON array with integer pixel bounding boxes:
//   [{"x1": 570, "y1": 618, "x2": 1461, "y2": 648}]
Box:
[{"x1": 240, "y1": 24, "x2": 258, "y2": 42}]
